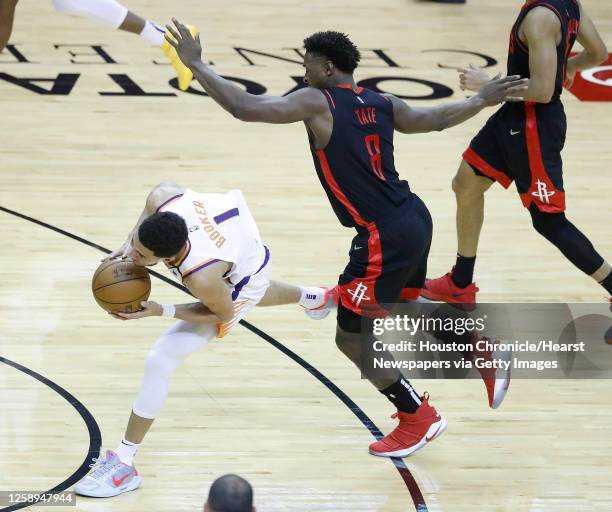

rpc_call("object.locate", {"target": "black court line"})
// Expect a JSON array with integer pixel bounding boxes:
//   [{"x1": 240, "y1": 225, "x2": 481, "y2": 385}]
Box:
[
  {"x1": 0, "y1": 205, "x2": 428, "y2": 512},
  {"x1": 0, "y1": 357, "x2": 102, "y2": 512}
]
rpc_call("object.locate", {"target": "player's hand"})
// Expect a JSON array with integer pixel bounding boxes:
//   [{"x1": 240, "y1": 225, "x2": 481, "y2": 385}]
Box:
[
  {"x1": 458, "y1": 64, "x2": 492, "y2": 92},
  {"x1": 110, "y1": 301, "x2": 163, "y2": 321},
  {"x1": 101, "y1": 243, "x2": 130, "y2": 263},
  {"x1": 476, "y1": 74, "x2": 529, "y2": 105},
  {"x1": 165, "y1": 18, "x2": 202, "y2": 69},
  {"x1": 565, "y1": 61, "x2": 577, "y2": 89}
]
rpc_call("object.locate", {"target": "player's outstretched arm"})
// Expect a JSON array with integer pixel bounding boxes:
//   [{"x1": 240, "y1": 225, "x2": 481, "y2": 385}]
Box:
[
  {"x1": 104, "y1": 181, "x2": 184, "y2": 261},
  {"x1": 386, "y1": 75, "x2": 527, "y2": 134},
  {"x1": 165, "y1": 18, "x2": 328, "y2": 123},
  {"x1": 566, "y1": 2, "x2": 608, "y2": 88}
]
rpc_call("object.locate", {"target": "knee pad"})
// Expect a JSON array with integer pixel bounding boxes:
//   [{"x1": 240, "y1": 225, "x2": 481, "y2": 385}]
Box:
[{"x1": 144, "y1": 347, "x2": 182, "y2": 380}]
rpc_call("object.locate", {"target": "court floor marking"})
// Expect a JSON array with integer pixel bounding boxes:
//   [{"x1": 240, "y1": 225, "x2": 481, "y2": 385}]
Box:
[
  {"x1": 0, "y1": 204, "x2": 429, "y2": 512},
  {"x1": 0, "y1": 357, "x2": 102, "y2": 512}
]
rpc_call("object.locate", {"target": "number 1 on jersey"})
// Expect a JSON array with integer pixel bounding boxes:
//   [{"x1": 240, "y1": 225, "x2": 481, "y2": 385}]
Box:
[{"x1": 364, "y1": 134, "x2": 385, "y2": 181}]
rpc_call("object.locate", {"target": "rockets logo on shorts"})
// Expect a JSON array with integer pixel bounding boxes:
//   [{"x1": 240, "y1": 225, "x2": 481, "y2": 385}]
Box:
[
  {"x1": 347, "y1": 281, "x2": 371, "y2": 306},
  {"x1": 531, "y1": 180, "x2": 556, "y2": 204}
]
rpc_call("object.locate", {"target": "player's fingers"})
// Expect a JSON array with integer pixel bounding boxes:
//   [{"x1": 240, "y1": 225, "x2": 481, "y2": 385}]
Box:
[
  {"x1": 174, "y1": 18, "x2": 191, "y2": 39},
  {"x1": 165, "y1": 24, "x2": 180, "y2": 41},
  {"x1": 468, "y1": 63, "x2": 478, "y2": 70},
  {"x1": 503, "y1": 81, "x2": 528, "y2": 91},
  {"x1": 506, "y1": 84, "x2": 529, "y2": 94},
  {"x1": 504, "y1": 95, "x2": 524, "y2": 102},
  {"x1": 164, "y1": 34, "x2": 178, "y2": 48},
  {"x1": 457, "y1": 67, "x2": 468, "y2": 74},
  {"x1": 499, "y1": 74, "x2": 522, "y2": 83}
]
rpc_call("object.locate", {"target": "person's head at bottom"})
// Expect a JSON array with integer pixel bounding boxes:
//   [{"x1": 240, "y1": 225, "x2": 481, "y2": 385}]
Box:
[{"x1": 204, "y1": 474, "x2": 256, "y2": 512}]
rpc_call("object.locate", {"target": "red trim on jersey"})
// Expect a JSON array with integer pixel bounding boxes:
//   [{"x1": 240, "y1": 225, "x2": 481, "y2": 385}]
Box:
[
  {"x1": 522, "y1": 103, "x2": 566, "y2": 212},
  {"x1": 463, "y1": 147, "x2": 512, "y2": 189},
  {"x1": 516, "y1": 2, "x2": 563, "y2": 54},
  {"x1": 323, "y1": 89, "x2": 336, "y2": 109},
  {"x1": 337, "y1": 223, "x2": 387, "y2": 318},
  {"x1": 315, "y1": 149, "x2": 368, "y2": 226},
  {"x1": 336, "y1": 83, "x2": 364, "y2": 94}
]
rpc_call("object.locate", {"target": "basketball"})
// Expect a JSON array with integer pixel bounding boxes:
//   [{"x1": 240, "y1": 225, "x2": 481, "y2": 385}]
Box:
[{"x1": 91, "y1": 259, "x2": 151, "y2": 313}]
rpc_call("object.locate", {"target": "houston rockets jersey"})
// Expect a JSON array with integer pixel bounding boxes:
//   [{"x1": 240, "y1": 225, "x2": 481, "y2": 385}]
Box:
[
  {"x1": 310, "y1": 84, "x2": 414, "y2": 229},
  {"x1": 508, "y1": 0, "x2": 580, "y2": 103},
  {"x1": 157, "y1": 189, "x2": 267, "y2": 287}
]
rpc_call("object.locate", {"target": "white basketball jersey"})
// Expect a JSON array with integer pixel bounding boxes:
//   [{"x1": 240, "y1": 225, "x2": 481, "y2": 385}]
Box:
[{"x1": 157, "y1": 189, "x2": 267, "y2": 286}]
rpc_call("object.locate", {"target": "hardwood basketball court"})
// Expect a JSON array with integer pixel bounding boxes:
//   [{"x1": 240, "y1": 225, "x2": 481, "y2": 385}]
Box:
[{"x1": 0, "y1": 1, "x2": 610, "y2": 511}]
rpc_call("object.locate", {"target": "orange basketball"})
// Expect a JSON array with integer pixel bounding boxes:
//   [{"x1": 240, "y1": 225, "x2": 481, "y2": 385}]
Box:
[{"x1": 91, "y1": 259, "x2": 151, "y2": 313}]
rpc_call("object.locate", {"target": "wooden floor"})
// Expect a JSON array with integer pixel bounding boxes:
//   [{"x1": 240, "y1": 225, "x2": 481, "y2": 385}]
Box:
[{"x1": 1, "y1": 0, "x2": 611, "y2": 511}]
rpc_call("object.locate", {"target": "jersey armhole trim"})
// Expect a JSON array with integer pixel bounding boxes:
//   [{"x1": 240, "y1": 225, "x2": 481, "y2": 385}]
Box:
[
  {"x1": 181, "y1": 258, "x2": 222, "y2": 278},
  {"x1": 156, "y1": 194, "x2": 184, "y2": 213}
]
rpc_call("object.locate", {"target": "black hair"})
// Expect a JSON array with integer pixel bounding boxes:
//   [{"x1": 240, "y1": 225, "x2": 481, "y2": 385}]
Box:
[
  {"x1": 138, "y1": 212, "x2": 188, "y2": 258},
  {"x1": 303, "y1": 31, "x2": 361, "y2": 73},
  {"x1": 207, "y1": 474, "x2": 253, "y2": 512}
]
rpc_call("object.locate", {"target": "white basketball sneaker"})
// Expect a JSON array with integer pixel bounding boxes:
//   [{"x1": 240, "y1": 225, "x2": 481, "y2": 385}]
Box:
[
  {"x1": 74, "y1": 450, "x2": 141, "y2": 498},
  {"x1": 304, "y1": 286, "x2": 338, "y2": 320}
]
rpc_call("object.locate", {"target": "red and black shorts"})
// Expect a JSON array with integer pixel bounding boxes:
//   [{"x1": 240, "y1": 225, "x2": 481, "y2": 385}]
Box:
[
  {"x1": 463, "y1": 100, "x2": 567, "y2": 213},
  {"x1": 336, "y1": 195, "x2": 433, "y2": 330}
]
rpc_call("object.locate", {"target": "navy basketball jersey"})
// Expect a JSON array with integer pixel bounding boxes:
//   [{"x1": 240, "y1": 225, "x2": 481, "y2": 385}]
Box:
[
  {"x1": 310, "y1": 84, "x2": 413, "y2": 228},
  {"x1": 508, "y1": 0, "x2": 580, "y2": 102}
]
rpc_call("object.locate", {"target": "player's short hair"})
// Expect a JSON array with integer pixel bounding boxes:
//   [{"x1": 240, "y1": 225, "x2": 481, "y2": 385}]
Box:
[
  {"x1": 138, "y1": 212, "x2": 188, "y2": 258},
  {"x1": 207, "y1": 474, "x2": 253, "y2": 512},
  {"x1": 303, "y1": 31, "x2": 361, "y2": 73}
]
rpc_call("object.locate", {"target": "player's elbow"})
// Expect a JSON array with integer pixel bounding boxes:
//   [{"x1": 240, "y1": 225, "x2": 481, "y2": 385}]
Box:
[
  {"x1": 535, "y1": 92, "x2": 554, "y2": 104},
  {"x1": 532, "y1": 85, "x2": 554, "y2": 104},
  {"x1": 232, "y1": 103, "x2": 259, "y2": 122},
  {"x1": 231, "y1": 105, "x2": 248, "y2": 121},
  {"x1": 593, "y1": 44, "x2": 608, "y2": 65}
]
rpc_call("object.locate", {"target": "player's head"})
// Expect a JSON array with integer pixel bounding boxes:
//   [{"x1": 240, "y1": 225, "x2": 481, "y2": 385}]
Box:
[
  {"x1": 203, "y1": 474, "x2": 256, "y2": 512},
  {"x1": 129, "y1": 212, "x2": 188, "y2": 266},
  {"x1": 302, "y1": 31, "x2": 361, "y2": 88}
]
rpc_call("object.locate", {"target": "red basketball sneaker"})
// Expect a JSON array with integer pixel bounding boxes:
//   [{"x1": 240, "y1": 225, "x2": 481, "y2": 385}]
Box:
[
  {"x1": 421, "y1": 270, "x2": 479, "y2": 304},
  {"x1": 369, "y1": 394, "x2": 447, "y2": 458},
  {"x1": 470, "y1": 335, "x2": 512, "y2": 409}
]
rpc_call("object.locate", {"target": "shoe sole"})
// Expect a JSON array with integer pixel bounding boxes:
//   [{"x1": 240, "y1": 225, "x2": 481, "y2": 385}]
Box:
[
  {"x1": 369, "y1": 415, "x2": 447, "y2": 458},
  {"x1": 75, "y1": 476, "x2": 142, "y2": 498},
  {"x1": 490, "y1": 347, "x2": 512, "y2": 409}
]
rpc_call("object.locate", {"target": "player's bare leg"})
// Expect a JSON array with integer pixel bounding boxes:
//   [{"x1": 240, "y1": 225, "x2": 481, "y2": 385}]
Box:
[
  {"x1": 123, "y1": 411, "x2": 154, "y2": 445},
  {"x1": 258, "y1": 280, "x2": 301, "y2": 306},
  {"x1": 50, "y1": 0, "x2": 195, "y2": 90},
  {"x1": 0, "y1": 0, "x2": 19, "y2": 53},
  {"x1": 117, "y1": 10, "x2": 145, "y2": 34},
  {"x1": 591, "y1": 261, "x2": 612, "y2": 284},
  {"x1": 422, "y1": 159, "x2": 492, "y2": 303},
  {"x1": 453, "y1": 159, "x2": 494, "y2": 259},
  {"x1": 258, "y1": 280, "x2": 336, "y2": 318}
]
